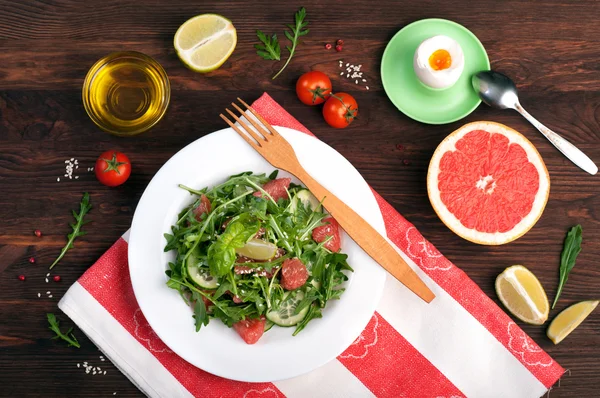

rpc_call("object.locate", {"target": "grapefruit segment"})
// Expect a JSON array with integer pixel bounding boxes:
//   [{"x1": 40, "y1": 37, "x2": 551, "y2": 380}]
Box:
[{"x1": 427, "y1": 121, "x2": 550, "y2": 245}]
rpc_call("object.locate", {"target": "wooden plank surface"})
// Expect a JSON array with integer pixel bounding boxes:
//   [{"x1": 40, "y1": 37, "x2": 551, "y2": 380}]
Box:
[{"x1": 0, "y1": 0, "x2": 599, "y2": 396}]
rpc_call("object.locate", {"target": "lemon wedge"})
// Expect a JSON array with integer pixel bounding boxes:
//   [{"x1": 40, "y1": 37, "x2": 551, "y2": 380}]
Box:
[
  {"x1": 547, "y1": 300, "x2": 598, "y2": 344},
  {"x1": 495, "y1": 265, "x2": 549, "y2": 325},
  {"x1": 174, "y1": 14, "x2": 237, "y2": 73}
]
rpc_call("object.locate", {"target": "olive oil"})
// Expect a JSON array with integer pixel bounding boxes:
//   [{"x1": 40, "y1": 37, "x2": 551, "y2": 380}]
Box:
[{"x1": 83, "y1": 52, "x2": 170, "y2": 136}]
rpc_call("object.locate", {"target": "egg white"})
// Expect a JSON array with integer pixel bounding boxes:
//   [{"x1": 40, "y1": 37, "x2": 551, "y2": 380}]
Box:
[{"x1": 413, "y1": 35, "x2": 465, "y2": 89}]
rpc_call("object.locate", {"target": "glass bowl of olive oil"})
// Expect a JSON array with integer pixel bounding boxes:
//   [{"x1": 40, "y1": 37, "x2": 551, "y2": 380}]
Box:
[{"x1": 83, "y1": 51, "x2": 170, "y2": 136}]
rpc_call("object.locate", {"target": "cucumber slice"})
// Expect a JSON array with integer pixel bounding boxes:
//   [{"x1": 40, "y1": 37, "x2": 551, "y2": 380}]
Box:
[
  {"x1": 290, "y1": 189, "x2": 320, "y2": 213},
  {"x1": 186, "y1": 254, "x2": 218, "y2": 289},
  {"x1": 264, "y1": 320, "x2": 274, "y2": 332},
  {"x1": 266, "y1": 290, "x2": 309, "y2": 327}
]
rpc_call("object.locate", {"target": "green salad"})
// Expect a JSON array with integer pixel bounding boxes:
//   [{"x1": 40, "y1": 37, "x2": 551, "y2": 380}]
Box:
[{"x1": 164, "y1": 171, "x2": 352, "y2": 344}]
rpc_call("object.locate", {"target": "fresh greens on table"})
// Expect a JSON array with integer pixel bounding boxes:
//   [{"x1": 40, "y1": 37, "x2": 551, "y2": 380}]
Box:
[
  {"x1": 552, "y1": 225, "x2": 583, "y2": 309},
  {"x1": 49, "y1": 192, "x2": 92, "y2": 270},
  {"x1": 164, "y1": 171, "x2": 351, "y2": 343},
  {"x1": 47, "y1": 313, "x2": 80, "y2": 348},
  {"x1": 255, "y1": 7, "x2": 309, "y2": 80}
]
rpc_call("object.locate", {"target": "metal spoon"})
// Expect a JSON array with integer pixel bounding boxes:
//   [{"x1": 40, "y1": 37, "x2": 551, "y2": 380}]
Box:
[{"x1": 472, "y1": 70, "x2": 598, "y2": 175}]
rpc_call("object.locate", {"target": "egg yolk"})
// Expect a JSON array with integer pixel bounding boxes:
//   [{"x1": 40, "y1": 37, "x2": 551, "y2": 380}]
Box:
[{"x1": 428, "y1": 49, "x2": 452, "y2": 71}]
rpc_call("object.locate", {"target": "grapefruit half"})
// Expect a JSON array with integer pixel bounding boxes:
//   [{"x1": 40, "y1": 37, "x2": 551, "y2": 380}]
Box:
[{"x1": 427, "y1": 121, "x2": 550, "y2": 245}]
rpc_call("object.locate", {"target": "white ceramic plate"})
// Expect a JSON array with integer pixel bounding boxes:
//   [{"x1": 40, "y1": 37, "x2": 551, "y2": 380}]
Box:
[{"x1": 128, "y1": 126, "x2": 386, "y2": 382}]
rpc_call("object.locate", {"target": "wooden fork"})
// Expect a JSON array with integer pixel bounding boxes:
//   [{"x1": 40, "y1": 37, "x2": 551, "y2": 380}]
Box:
[{"x1": 220, "y1": 98, "x2": 435, "y2": 303}]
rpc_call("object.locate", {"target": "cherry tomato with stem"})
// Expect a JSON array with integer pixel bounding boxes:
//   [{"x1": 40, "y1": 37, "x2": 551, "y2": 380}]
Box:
[
  {"x1": 296, "y1": 71, "x2": 332, "y2": 106},
  {"x1": 322, "y1": 93, "x2": 358, "y2": 128},
  {"x1": 95, "y1": 151, "x2": 131, "y2": 187}
]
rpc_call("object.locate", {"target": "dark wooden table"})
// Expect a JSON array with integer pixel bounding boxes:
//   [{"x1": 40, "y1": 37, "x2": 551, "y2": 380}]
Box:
[{"x1": 1, "y1": 1, "x2": 599, "y2": 396}]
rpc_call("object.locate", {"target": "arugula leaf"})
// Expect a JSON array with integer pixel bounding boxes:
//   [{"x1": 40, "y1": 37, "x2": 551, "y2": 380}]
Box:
[
  {"x1": 552, "y1": 225, "x2": 583, "y2": 309},
  {"x1": 49, "y1": 192, "x2": 92, "y2": 270},
  {"x1": 207, "y1": 218, "x2": 259, "y2": 276},
  {"x1": 272, "y1": 7, "x2": 309, "y2": 79},
  {"x1": 192, "y1": 292, "x2": 208, "y2": 332},
  {"x1": 47, "y1": 313, "x2": 80, "y2": 348},
  {"x1": 255, "y1": 30, "x2": 281, "y2": 61}
]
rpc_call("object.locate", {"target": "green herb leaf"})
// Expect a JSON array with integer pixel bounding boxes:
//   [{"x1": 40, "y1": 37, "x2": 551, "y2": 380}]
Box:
[
  {"x1": 255, "y1": 30, "x2": 281, "y2": 61},
  {"x1": 192, "y1": 292, "x2": 208, "y2": 332},
  {"x1": 47, "y1": 313, "x2": 80, "y2": 348},
  {"x1": 272, "y1": 7, "x2": 308, "y2": 79},
  {"x1": 49, "y1": 192, "x2": 92, "y2": 269},
  {"x1": 207, "y1": 218, "x2": 259, "y2": 277},
  {"x1": 552, "y1": 225, "x2": 583, "y2": 309}
]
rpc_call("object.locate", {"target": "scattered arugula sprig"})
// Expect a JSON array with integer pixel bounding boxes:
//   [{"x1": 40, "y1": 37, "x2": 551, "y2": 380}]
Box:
[
  {"x1": 255, "y1": 7, "x2": 309, "y2": 80},
  {"x1": 47, "y1": 313, "x2": 80, "y2": 348},
  {"x1": 552, "y1": 225, "x2": 583, "y2": 309},
  {"x1": 255, "y1": 30, "x2": 281, "y2": 61},
  {"x1": 50, "y1": 192, "x2": 92, "y2": 269}
]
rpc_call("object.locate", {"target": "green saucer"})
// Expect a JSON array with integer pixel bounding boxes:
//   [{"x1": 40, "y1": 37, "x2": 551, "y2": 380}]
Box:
[{"x1": 381, "y1": 19, "x2": 490, "y2": 125}]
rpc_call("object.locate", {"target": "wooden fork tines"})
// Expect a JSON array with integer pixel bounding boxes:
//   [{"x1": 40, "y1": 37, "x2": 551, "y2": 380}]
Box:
[{"x1": 220, "y1": 98, "x2": 435, "y2": 303}]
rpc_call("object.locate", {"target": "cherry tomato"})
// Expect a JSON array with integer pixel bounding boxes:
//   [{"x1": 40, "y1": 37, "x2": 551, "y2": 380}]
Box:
[
  {"x1": 95, "y1": 150, "x2": 131, "y2": 187},
  {"x1": 322, "y1": 93, "x2": 358, "y2": 128},
  {"x1": 296, "y1": 71, "x2": 332, "y2": 106}
]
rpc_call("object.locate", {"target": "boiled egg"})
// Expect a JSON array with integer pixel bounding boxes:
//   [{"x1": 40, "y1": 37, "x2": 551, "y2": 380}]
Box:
[{"x1": 413, "y1": 35, "x2": 464, "y2": 89}]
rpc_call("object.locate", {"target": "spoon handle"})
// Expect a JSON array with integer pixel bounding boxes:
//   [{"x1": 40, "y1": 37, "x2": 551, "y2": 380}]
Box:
[{"x1": 514, "y1": 102, "x2": 598, "y2": 175}]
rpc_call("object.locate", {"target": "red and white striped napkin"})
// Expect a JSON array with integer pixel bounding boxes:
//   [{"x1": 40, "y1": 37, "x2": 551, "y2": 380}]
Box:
[{"x1": 59, "y1": 93, "x2": 564, "y2": 398}]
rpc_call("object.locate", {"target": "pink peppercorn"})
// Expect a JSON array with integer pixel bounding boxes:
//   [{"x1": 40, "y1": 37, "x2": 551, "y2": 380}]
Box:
[
  {"x1": 53, "y1": 275, "x2": 61, "y2": 282},
  {"x1": 325, "y1": 43, "x2": 332, "y2": 50},
  {"x1": 335, "y1": 45, "x2": 343, "y2": 52},
  {"x1": 29, "y1": 257, "x2": 35, "y2": 264},
  {"x1": 34, "y1": 229, "x2": 42, "y2": 237},
  {"x1": 18, "y1": 275, "x2": 25, "y2": 281}
]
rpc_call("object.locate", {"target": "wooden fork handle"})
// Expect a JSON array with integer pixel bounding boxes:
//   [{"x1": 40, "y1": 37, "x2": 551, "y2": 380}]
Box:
[{"x1": 293, "y1": 168, "x2": 435, "y2": 303}]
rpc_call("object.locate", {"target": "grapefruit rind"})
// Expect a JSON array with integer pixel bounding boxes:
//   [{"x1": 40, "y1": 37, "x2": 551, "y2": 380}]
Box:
[{"x1": 427, "y1": 121, "x2": 550, "y2": 245}]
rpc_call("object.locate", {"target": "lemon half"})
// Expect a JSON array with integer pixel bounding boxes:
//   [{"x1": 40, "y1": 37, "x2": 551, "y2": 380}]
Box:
[{"x1": 174, "y1": 14, "x2": 237, "y2": 73}]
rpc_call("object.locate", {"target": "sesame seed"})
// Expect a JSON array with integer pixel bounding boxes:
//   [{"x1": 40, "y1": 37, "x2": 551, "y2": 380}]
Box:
[
  {"x1": 355, "y1": 80, "x2": 358, "y2": 84},
  {"x1": 37, "y1": 293, "x2": 41, "y2": 298},
  {"x1": 75, "y1": 176, "x2": 79, "y2": 179},
  {"x1": 77, "y1": 363, "x2": 80, "y2": 368},
  {"x1": 93, "y1": 371, "x2": 96, "y2": 375},
  {"x1": 85, "y1": 369, "x2": 90, "y2": 374},
  {"x1": 83, "y1": 362, "x2": 88, "y2": 365},
  {"x1": 65, "y1": 160, "x2": 69, "y2": 163},
  {"x1": 345, "y1": 63, "x2": 349, "y2": 67},
  {"x1": 46, "y1": 291, "x2": 51, "y2": 294},
  {"x1": 64, "y1": 174, "x2": 68, "y2": 177},
  {"x1": 113, "y1": 393, "x2": 117, "y2": 396},
  {"x1": 48, "y1": 295, "x2": 53, "y2": 298},
  {"x1": 104, "y1": 371, "x2": 107, "y2": 375},
  {"x1": 46, "y1": 273, "x2": 50, "y2": 277},
  {"x1": 57, "y1": 177, "x2": 60, "y2": 182},
  {"x1": 340, "y1": 72, "x2": 343, "y2": 75},
  {"x1": 366, "y1": 86, "x2": 370, "y2": 90},
  {"x1": 45, "y1": 278, "x2": 49, "y2": 282},
  {"x1": 346, "y1": 74, "x2": 349, "y2": 78},
  {"x1": 362, "y1": 79, "x2": 367, "y2": 82}
]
